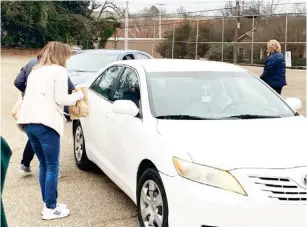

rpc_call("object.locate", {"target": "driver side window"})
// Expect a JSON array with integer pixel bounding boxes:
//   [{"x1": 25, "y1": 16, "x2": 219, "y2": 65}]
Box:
[
  {"x1": 90, "y1": 66, "x2": 123, "y2": 100},
  {"x1": 113, "y1": 68, "x2": 141, "y2": 108}
]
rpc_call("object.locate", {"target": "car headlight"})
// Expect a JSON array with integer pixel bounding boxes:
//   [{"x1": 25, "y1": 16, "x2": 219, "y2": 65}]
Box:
[{"x1": 173, "y1": 157, "x2": 247, "y2": 195}]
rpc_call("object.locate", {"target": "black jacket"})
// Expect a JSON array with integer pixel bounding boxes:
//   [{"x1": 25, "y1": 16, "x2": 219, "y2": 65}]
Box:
[{"x1": 14, "y1": 58, "x2": 75, "y2": 94}]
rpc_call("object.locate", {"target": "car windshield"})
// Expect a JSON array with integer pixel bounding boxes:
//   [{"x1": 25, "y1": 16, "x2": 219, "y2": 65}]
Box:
[
  {"x1": 67, "y1": 52, "x2": 119, "y2": 72},
  {"x1": 146, "y1": 71, "x2": 295, "y2": 119}
]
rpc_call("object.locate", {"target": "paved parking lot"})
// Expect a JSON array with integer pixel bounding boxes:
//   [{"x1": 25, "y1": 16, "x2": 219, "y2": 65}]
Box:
[{"x1": 1, "y1": 54, "x2": 306, "y2": 227}]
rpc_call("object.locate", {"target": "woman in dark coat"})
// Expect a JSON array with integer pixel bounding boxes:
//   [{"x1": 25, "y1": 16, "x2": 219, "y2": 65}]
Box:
[
  {"x1": 1, "y1": 137, "x2": 12, "y2": 227},
  {"x1": 260, "y1": 39, "x2": 287, "y2": 95}
]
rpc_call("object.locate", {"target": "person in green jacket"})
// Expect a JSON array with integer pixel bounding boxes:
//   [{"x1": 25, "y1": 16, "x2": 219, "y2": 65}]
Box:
[{"x1": 1, "y1": 137, "x2": 12, "y2": 227}]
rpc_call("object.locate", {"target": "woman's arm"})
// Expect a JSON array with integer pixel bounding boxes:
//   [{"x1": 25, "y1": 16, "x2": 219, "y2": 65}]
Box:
[
  {"x1": 260, "y1": 56, "x2": 274, "y2": 81},
  {"x1": 54, "y1": 68, "x2": 83, "y2": 106}
]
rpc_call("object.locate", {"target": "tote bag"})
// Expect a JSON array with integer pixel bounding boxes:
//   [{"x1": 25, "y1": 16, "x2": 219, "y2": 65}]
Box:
[{"x1": 68, "y1": 87, "x2": 88, "y2": 120}]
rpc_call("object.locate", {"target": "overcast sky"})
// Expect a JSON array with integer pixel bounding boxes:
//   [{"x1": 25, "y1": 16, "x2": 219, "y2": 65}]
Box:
[{"x1": 110, "y1": 0, "x2": 306, "y2": 14}]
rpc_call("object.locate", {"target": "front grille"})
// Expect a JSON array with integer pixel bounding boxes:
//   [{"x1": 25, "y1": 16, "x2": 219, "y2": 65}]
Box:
[{"x1": 249, "y1": 176, "x2": 307, "y2": 204}]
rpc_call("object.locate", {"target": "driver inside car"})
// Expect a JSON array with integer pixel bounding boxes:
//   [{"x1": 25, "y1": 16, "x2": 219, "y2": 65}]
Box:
[
  {"x1": 204, "y1": 81, "x2": 233, "y2": 114},
  {"x1": 122, "y1": 87, "x2": 141, "y2": 108}
]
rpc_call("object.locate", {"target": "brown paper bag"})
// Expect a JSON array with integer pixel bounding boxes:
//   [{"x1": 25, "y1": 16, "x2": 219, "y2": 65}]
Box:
[
  {"x1": 11, "y1": 95, "x2": 22, "y2": 120},
  {"x1": 68, "y1": 87, "x2": 89, "y2": 120},
  {"x1": 11, "y1": 94, "x2": 25, "y2": 132}
]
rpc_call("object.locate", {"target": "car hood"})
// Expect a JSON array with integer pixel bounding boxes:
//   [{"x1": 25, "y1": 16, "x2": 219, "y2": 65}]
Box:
[
  {"x1": 68, "y1": 71, "x2": 97, "y2": 86},
  {"x1": 156, "y1": 116, "x2": 307, "y2": 170}
]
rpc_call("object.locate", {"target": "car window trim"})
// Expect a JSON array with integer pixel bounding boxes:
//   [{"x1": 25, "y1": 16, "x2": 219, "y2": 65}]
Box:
[{"x1": 133, "y1": 53, "x2": 151, "y2": 59}]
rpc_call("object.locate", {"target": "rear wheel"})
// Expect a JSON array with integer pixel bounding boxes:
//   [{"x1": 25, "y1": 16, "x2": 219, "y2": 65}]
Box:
[
  {"x1": 73, "y1": 121, "x2": 92, "y2": 170},
  {"x1": 137, "y1": 168, "x2": 169, "y2": 227}
]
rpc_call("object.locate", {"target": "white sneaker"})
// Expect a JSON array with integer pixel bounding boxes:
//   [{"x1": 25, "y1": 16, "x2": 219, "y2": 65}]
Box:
[
  {"x1": 42, "y1": 206, "x2": 70, "y2": 220},
  {"x1": 41, "y1": 203, "x2": 67, "y2": 215},
  {"x1": 18, "y1": 164, "x2": 32, "y2": 175}
]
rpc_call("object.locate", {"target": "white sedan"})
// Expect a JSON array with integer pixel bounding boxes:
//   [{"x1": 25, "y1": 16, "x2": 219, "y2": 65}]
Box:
[{"x1": 72, "y1": 59, "x2": 307, "y2": 227}]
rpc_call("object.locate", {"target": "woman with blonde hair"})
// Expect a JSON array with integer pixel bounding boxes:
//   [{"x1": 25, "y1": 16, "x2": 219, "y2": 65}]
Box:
[
  {"x1": 17, "y1": 41, "x2": 84, "y2": 220},
  {"x1": 14, "y1": 44, "x2": 75, "y2": 176},
  {"x1": 260, "y1": 39, "x2": 287, "y2": 95}
]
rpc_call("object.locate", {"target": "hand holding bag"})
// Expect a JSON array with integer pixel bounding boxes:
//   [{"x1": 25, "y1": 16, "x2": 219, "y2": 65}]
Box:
[
  {"x1": 11, "y1": 94, "x2": 22, "y2": 120},
  {"x1": 11, "y1": 94, "x2": 25, "y2": 132},
  {"x1": 68, "y1": 87, "x2": 89, "y2": 120}
]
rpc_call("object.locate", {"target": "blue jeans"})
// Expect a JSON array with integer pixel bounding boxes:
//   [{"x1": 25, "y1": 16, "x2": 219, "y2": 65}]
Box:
[{"x1": 24, "y1": 124, "x2": 60, "y2": 209}]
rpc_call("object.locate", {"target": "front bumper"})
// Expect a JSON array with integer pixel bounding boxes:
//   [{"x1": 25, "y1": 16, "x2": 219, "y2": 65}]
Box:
[{"x1": 161, "y1": 173, "x2": 307, "y2": 227}]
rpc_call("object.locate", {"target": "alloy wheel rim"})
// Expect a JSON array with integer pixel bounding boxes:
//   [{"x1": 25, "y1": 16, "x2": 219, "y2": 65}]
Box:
[
  {"x1": 140, "y1": 180, "x2": 163, "y2": 227},
  {"x1": 74, "y1": 126, "x2": 84, "y2": 162}
]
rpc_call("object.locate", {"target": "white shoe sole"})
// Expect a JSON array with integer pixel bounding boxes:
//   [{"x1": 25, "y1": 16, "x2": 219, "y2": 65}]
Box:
[
  {"x1": 42, "y1": 210, "x2": 70, "y2": 220},
  {"x1": 41, "y1": 204, "x2": 68, "y2": 215},
  {"x1": 18, "y1": 170, "x2": 32, "y2": 175}
]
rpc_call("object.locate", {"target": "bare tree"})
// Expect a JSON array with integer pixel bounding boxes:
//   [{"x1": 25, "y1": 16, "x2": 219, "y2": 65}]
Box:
[
  {"x1": 89, "y1": 0, "x2": 101, "y2": 17},
  {"x1": 220, "y1": 0, "x2": 236, "y2": 16},
  {"x1": 97, "y1": 0, "x2": 123, "y2": 20},
  {"x1": 293, "y1": 3, "x2": 307, "y2": 14},
  {"x1": 220, "y1": 0, "x2": 282, "y2": 17},
  {"x1": 261, "y1": 0, "x2": 281, "y2": 15},
  {"x1": 130, "y1": 20, "x2": 157, "y2": 38},
  {"x1": 127, "y1": 5, "x2": 168, "y2": 38},
  {"x1": 176, "y1": 6, "x2": 190, "y2": 18}
]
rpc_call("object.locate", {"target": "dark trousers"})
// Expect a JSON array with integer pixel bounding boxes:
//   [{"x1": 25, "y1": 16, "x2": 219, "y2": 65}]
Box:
[
  {"x1": 21, "y1": 140, "x2": 35, "y2": 167},
  {"x1": 24, "y1": 124, "x2": 60, "y2": 209},
  {"x1": 272, "y1": 87, "x2": 283, "y2": 95}
]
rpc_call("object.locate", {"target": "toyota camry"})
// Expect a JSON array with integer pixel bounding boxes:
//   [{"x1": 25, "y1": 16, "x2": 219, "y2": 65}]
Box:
[{"x1": 72, "y1": 59, "x2": 307, "y2": 227}]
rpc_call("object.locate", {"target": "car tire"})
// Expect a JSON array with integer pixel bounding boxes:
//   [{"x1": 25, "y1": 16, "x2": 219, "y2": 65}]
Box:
[
  {"x1": 137, "y1": 168, "x2": 169, "y2": 227},
  {"x1": 73, "y1": 121, "x2": 92, "y2": 170}
]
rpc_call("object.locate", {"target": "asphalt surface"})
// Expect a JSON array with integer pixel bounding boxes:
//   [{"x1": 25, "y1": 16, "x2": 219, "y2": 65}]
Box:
[{"x1": 1, "y1": 54, "x2": 306, "y2": 227}]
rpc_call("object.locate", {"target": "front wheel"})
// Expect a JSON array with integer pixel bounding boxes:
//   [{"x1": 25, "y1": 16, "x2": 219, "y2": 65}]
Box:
[
  {"x1": 137, "y1": 168, "x2": 169, "y2": 227},
  {"x1": 73, "y1": 121, "x2": 93, "y2": 170}
]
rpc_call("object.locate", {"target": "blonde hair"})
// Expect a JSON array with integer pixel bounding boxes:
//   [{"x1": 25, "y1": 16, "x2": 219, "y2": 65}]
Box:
[
  {"x1": 37, "y1": 44, "x2": 49, "y2": 59},
  {"x1": 267, "y1": 39, "x2": 281, "y2": 54},
  {"x1": 34, "y1": 41, "x2": 72, "y2": 69}
]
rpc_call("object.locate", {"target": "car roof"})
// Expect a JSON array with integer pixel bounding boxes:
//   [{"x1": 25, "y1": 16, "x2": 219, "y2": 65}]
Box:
[
  {"x1": 115, "y1": 59, "x2": 247, "y2": 73},
  {"x1": 77, "y1": 49, "x2": 149, "y2": 54}
]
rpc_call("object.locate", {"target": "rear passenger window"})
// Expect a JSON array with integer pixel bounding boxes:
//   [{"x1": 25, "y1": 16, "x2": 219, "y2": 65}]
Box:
[{"x1": 122, "y1": 54, "x2": 134, "y2": 60}]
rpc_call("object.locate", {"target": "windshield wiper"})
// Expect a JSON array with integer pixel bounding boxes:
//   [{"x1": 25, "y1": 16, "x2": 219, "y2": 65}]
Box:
[
  {"x1": 156, "y1": 115, "x2": 215, "y2": 120},
  {"x1": 222, "y1": 114, "x2": 282, "y2": 119}
]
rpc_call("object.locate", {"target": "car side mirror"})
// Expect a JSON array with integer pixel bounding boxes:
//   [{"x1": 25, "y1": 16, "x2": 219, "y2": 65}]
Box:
[
  {"x1": 112, "y1": 100, "x2": 139, "y2": 117},
  {"x1": 285, "y1": 97, "x2": 302, "y2": 112}
]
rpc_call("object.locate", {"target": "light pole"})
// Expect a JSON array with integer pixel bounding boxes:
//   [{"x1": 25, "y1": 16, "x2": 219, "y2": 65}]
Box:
[{"x1": 124, "y1": 0, "x2": 129, "y2": 50}]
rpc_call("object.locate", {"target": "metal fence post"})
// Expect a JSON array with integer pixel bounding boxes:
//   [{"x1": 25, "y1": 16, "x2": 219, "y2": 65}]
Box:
[
  {"x1": 172, "y1": 21, "x2": 176, "y2": 59},
  {"x1": 251, "y1": 16, "x2": 255, "y2": 64},
  {"x1": 222, "y1": 17, "x2": 225, "y2": 62},
  {"x1": 285, "y1": 14, "x2": 288, "y2": 53},
  {"x1": 195, "y1": 20, "x2": 199, "y2": 59},
  {"x1": 152, "y1": 17, "x2": 156, "y2": 57}
]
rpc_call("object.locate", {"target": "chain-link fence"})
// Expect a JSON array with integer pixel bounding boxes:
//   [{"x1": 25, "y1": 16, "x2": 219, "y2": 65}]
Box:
[{"x1": 105, "y1": 13, "x2": 306, "y2": 67}]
